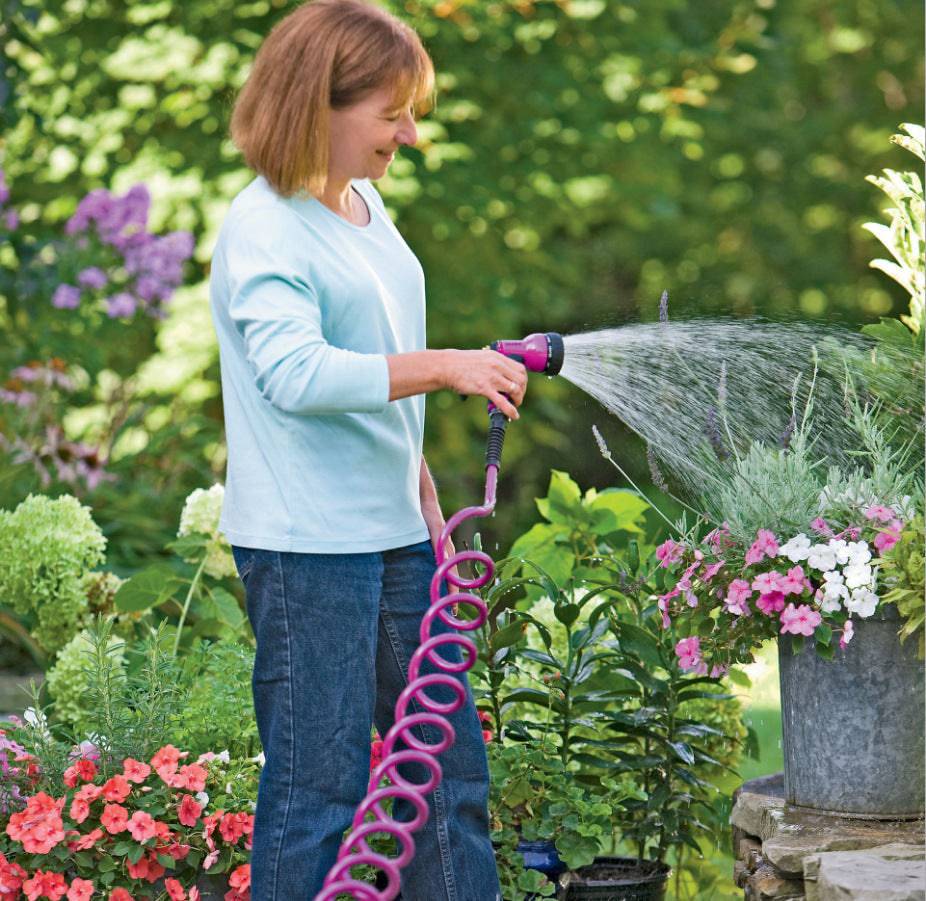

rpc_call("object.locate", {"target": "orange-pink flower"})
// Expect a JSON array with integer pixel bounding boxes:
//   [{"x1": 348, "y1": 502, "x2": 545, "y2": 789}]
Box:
[
  {"x1": 22, "y1": 869, "x2": 67, "y2": 901},
  {"x1": 66, "y1": 878, "x2": 94, "y2": 901},
  {"x1": 125, "y1": 854, "x2": 164, "y2": 883},
  {"x1": 0, "y1": 851, "x2": 27, "y2": 896},
  {"x1": 150, "y1": 745, "x2": 185, "y2": 774},
  {"x1": 67, "y1": 827, "x2": 104, "y2": 851},
  {"x1": 69, "y1": 796, "x2": 90, "y2": 825},
  {"x1": 101, "y1": 775, "x2": 131, "y2": 803},
  {"x1": 74, "y1": 783, "x2": 103, "y2": 804},
  {"x1": 219, "y1": 811, "x2": 253, "y2": 845},
  {"x1": 100, "y1": 803, "x2": 129, "y2": 834},
  {"x1": 166, "y1": 763, "x2": 207, "y2": 793},
  {"x1": 126, "y1": 810, "x2": 157, "y2": 842},
  {"x1": 109, "y1": 889, "x2": 133, "y2": 901},
  {"x1": 227, "y1": 863, "x2": 251, "y2": 899},
  {"x1": 5, "y1": 792, "x2": 66, "y2": 854},
  {"x1": 122, "y1": 758, "x2": 151, "y2": 784},
  {"x1": 177, "y1": 794, "x2": 202, "y2": 828},
  {"x1": 164, "y1": 877, "x2": 186, "y2": 901}
]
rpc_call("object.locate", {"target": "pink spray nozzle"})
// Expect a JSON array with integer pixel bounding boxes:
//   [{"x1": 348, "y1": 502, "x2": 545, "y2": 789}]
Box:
[{"x1": 490, "y1": 332, "x2": 564, "y2": 375}]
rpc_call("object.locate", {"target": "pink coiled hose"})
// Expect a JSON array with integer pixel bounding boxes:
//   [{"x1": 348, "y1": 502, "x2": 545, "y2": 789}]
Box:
[
  {"x1": 316, "y1": 333, "x2": 564, "y2": 899},
  {"x1": 315, "y1": 465, "x2": 501, "y2": 901}
]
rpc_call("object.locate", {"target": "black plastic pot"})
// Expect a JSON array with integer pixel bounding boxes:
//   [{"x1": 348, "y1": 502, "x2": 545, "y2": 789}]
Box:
[{"x1": 559, "y1": 856, "x2": 670, "y2": 900}]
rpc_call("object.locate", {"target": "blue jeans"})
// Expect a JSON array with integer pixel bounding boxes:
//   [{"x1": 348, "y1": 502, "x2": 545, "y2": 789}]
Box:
[{"x1": 231, "y1": 539, "x2": 501, "y2": 901}]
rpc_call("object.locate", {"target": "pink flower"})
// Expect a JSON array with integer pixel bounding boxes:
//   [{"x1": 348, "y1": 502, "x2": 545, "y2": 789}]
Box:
[
  {"x1": 100, "y1": 803, "x2": 128, "y2": 834},
  {"x1": 151, "y1": 745, "x2": 185, "y2": 774},
  {"x1": 839, "y1": 619, "x2": 855, "y2": 649},
  {"x1": 67, "y1": 827, "x2": 103, "y2": 852},
  {"x1": 22, "y1": 870, "x2": 67, "y2": 901},
  {"x1": 724, "y1": 579, "x2": 752, "y2": 617},
  {"x1": 101, "y1": 775, "x2": 131, "y2": 803},
  {"x1": 864, "y1": 504, "x2": 894, "y2": 523},
  {"x1": 127, "y1": 810, "x2": 157, "y2": 842},
  {"x1": 779, "y1": 603, "x2": 822, "y2": 637},
  {"x1": 810, "y1": 517, "x2": 833, "y2": 536},
  {"x1": 69, "y1": 797, "x2": 90, "y2": 824},
  {"x1": 751, "y1": 571, "x2": 783, "y2": 595},
  {"x1": 164, "y1": 879, "x2": 186, "y2": 901},
  {"x1": 709, "y1": 664, "x2": 728, "y2": 678},
  {"x1": 701, "y1": 560, "x2": 725, "y2": 582},
  {"x1": 66, "y1": 878, "x2": 94, "y2": 901},
  {"x1": 109, "y1": 889, "x2": 134, "y2": 901},
  {"x1": 178, "y1": 794, "x2": 203, "y2": 828},
  {"x1": 655, "y1": 539, "x2": 684, "y2": 568},
  {"x1": 657, "y1": 588, "x2": 678, "y2": 629},
  {"x1": 123, "y1": 758, "x2": 152, "y2": 784},
  {"x1": 756, "y1": 591, "x2": 786, "y2": 615},
  {"x1": 168, "y1": 764, "x2": 207, "y2": 793},
  {"x1": 5, "y1": 792, "x2": 66, "y2": 854},
  {"x1": 873, "y1": 523, "x2": 902, "y2": 554},
  {"x1": 778, "y1": 566, "x2": 808, "y2": 596},
  {"x1": 744, "y1": 529, "x2": 779, "y2": 565},
  {"x1": 674, "y1": 636, "x2": 707, "y2": 674}
]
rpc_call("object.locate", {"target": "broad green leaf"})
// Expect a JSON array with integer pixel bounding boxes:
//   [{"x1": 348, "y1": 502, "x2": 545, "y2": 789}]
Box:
[{"x1": 114, "y1": 565, "x2": 180, "y2": 613}]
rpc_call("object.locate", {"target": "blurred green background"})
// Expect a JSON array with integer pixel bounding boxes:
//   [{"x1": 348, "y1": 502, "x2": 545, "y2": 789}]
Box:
[{"x1": 1, "y1": 0, "x2": 923, "y2": 556}]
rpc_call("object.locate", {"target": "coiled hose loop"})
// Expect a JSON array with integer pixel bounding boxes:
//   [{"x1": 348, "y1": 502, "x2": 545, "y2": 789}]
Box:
[{"x1": 315, "y1": 469, "x2": 500, "y2": 900}]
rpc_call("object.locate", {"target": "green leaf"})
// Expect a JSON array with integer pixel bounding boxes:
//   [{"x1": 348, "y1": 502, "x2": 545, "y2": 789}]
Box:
[
  {"x1": 202, "y1": 586, "x2": 245, "y2": 629},
  {"x1": 490, "y1": 619, "x2": 527, "y2": 651},
  {"x1": 588, "y1": 488, "x2": 649, "y2": 534},
  {"x1": 114, "y1": 564, "x2": 180, "y2": 612},
  {"x1": 555, "y1": 602, "x2": 581, "y2": 626}
]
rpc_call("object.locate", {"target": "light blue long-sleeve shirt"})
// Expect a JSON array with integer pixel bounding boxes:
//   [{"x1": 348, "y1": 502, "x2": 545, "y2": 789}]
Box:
[{"x1": 209, "y1": 175, "x2": 430, "y2": 553}]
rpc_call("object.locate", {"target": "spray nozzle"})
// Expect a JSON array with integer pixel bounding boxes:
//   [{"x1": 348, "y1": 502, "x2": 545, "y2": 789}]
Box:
[{"x1": 490, "y1": 332, "x2": 564, "y2": 375}]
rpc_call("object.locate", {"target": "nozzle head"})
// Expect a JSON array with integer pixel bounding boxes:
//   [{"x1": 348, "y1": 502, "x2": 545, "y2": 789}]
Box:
[{"x1": 490, "y1": 332, "x2": 564, "y2": 375}]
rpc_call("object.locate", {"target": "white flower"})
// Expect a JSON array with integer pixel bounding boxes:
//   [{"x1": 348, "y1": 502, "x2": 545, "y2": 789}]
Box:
[
  {"x1": 195, "y1": 791, "x2": 209, "y2": 809},
  {"x1": 225, "y1": 782, "x2": 233, "y2": 794},
  {"x1": 807, "y1": 544, "x2": 837, "y2": 572},
  {"x1": 843, "y1": 563, "x2": 873, "y2": 590},
  {"x1": 252, "y1": 751, "x2": 266, "y2": 768},
  {"x1": 217, "y1": 749, "x2": 230, "y2": 764},
  {"x1": 846, "y1": 588, "x2": 878, "y2": 618},
  {"x1": 820, "y1": 573, "x2": 848, "y2": 612},
  {"x1": 846, "y1": 541, "x2": 871, "y2": 566},
  {"x1": 780, "y1": 533, "x2": 811, "y2": 562},
  {"x1": 827, "y1": 539, "x2": 852, "y2": 565},
  {"x1": 178, "y1": 484, "x2": 236, "y2": 580}
]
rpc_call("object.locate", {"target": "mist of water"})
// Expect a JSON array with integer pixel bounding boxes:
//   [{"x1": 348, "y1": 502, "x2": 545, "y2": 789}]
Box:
[{"x1": 559, "y1": 318, "x2": 871, "y2": 501}]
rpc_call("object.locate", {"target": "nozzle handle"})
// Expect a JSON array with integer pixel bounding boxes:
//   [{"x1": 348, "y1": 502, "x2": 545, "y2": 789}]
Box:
[{"x1": 485, "y1": 409, "x2": 509, "y2": 470}]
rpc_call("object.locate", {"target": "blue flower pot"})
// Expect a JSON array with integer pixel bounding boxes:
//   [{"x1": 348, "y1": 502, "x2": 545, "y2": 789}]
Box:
[{"x1": 517, "y1": 838, "x2": 568, "y2": 877}]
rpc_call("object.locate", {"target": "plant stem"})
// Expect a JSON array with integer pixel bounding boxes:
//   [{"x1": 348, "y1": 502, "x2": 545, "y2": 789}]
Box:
[{"x1": 173, "y1": 557, "x2": 207, "y2": 657}]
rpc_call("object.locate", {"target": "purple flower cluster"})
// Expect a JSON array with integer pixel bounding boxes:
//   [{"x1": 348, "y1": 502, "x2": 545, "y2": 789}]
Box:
[
  {"x1": 0, "y1": 728, "x2": 30, "y2": 814},
  {"x1": 55, "y1": 183, "x2": 194, "y2": 319},
  {"x1": 0, "y1": 168, "x2": 20, "y2": 232}
]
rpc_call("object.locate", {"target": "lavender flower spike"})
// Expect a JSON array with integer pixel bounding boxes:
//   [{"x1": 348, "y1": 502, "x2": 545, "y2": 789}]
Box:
[{"x1": 658, "y1": 289, "x2": 669, "y2": 323}]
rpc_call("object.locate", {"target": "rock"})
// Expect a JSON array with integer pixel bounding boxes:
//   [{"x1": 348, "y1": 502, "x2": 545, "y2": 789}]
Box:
[
  {"x1": 809, "y1": 843, "x2": 925, "y2": 901},
  {"x1": 732, "y1": 790, "x2": 787, "y2": 840},
  {"x1": 761, "y1": 807, "x2": 925, "y2": 876},
  {"x1": 746, "y1": 862, "x2": 805, "y2": 899}
]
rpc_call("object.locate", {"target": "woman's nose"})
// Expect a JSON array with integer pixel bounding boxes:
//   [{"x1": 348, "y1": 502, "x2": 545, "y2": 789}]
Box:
[{"x1": 396, "y1": 115, "x2": 417, "y2": 147}]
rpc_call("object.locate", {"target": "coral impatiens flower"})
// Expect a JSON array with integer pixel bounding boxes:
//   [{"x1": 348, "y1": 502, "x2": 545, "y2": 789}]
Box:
[
  {"x1": 177, "y1": 794, "x2": 203, "y2": 828},
  {"x1": 66, "y1": 878, "x2": 94, "y2": 901},
  {"x1": 151, "y1": 745, "x2": 185, "y2": 774},
  {"x1": 67, "y1": 827, "x2": 103, "y2": 852},
  {"x1": 109, "y1": 889, "x2": 134, "y2": 901},
  {"x1": 122, "y1": 758, "x2": 152, "y2": 784},
  {"x1": 126, "y1": 810, "x2": 158, "y2": 842},
  {"x1": 5, "y1": 792, "x2": 66, "y2": 854},
  {"x1": 0, "y1": 851, "x2": 27, "y2": 896},
  {"x1": 100, "y1": 803, "x2": 129, "y2": 835},
  {"x1": 101, "y1": 775, "x2": 131, "y2": 803},
  {"x1": 22, "y1": 869, "x2": 68, "y2": 901}
]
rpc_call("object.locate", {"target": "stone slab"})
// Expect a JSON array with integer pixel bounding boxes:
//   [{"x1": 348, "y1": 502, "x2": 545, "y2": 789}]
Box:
[{"x1": 810, "y1": 842, "x2": 925, "y2": 900}]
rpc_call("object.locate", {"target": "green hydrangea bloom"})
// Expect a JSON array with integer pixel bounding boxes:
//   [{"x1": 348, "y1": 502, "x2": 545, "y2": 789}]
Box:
[
  {"x1": 46, "y1": 628, "x2": 127, "y2": 728},
  {"x1": 178, "y1": 484, "x2": 236, "y2": 579},
  {"x1": 0, "y1": 494, "x2": 106, "y2": 653}
]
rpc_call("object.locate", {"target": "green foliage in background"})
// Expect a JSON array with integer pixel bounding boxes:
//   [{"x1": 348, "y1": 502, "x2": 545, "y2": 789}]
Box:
[{"x1": 1, "y1": 0, "x2": 922, "y2": 555}]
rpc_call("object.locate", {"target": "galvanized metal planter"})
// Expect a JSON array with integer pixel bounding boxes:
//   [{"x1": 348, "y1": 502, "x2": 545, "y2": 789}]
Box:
[{"x1": 778, "y1": 603, "x2": 925, "y2": 819}]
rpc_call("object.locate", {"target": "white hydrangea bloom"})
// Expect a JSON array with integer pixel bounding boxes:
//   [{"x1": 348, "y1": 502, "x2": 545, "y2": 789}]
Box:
[
  {"x1": 846, "y1": 588, "x2": 878, "y2": 618},
  {"x1": 807, "y1": 544, "x2": 837, "y2": 572},
  {"x1": 843, "y1": 563, "x2": 873, "y2": 590},
  {"x1": 178, "y1": 484, "x2": 236, "y2": 580},
  {"x1": 827, "y1": 539, "x2": 852, "y2": 565},
  {"x1": 779, "y1": 533, "x2": 811, "y2": 562}
]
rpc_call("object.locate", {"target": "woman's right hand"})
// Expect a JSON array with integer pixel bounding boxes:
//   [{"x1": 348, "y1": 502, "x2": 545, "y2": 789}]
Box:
[{"x1": 440, "y1": 349, "x2": 528, "y2": 420}]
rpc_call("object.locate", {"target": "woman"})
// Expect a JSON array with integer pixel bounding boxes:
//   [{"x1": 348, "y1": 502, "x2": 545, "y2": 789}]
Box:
[{"x1": 210, "y1": 1, "x2": 526, "y2": 897}]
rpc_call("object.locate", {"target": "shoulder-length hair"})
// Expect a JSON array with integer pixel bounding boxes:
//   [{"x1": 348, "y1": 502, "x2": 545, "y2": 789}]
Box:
[{"x1": 230, "y1": 0, "x2": 434, "y2": 198}]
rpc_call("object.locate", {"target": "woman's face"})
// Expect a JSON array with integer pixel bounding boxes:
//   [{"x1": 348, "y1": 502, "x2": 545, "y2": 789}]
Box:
[{"x1": 328, "y1": 84, "x2": 419, "y2": 183}]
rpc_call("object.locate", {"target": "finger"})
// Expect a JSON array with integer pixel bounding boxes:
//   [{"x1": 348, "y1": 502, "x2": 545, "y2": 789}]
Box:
[{"x1": 490, "y1": 390, "x2": 519, "y2": 420}]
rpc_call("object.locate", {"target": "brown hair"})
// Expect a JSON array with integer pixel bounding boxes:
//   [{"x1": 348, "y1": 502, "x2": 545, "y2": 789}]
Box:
[{"x1": 230, "y1": 0, "x2": 434, "y2": 198}]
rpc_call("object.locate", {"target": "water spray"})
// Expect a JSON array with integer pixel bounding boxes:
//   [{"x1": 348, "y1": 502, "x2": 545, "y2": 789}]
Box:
[{"x1": 315, "y1": 333, "x2": 564, "y2": 901}]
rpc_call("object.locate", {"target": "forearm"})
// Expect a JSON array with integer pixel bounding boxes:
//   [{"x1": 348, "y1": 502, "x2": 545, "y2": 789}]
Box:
[
  {"x1": 387, "y1": 350, "x2": 454, "y2": 401},
  {"x1": 419, "y1": 456, "x2": 442, "y2": 519}
]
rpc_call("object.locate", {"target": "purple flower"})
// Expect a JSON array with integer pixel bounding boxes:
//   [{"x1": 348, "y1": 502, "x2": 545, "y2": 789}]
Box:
[
  {"x1": 52, "y1": 284, "x2": 81, "y2": 309},
  {"x1": 77, "y1": 266, "x2": 108, "y2": 290},
  {"x1": 106, "y1": 292, "x2": 137, "y2": 318},
  {"x1": 3, "y1": 209, "x2": 18, "y2": 231},
  {"x1": 0, "y1": 169, "x2": 9, "y2": 205}
]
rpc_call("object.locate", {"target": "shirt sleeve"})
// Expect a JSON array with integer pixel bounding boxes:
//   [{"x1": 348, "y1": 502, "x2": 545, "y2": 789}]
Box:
[{"x1": 221, "y1": 208, "x2": 390, "y2": 415}]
